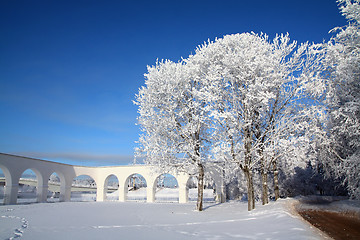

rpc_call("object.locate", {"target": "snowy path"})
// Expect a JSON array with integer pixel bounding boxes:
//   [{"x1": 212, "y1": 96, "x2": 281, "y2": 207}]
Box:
[{"x1": 0, "y1": 199, "x2": 323, "y2": 240}]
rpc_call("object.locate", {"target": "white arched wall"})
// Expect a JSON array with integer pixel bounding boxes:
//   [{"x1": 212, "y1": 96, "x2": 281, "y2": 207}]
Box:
[
  {"x1": 0, "y1": 153, "x2": 76, "y2": 204},
  {"x1": 47, "y1": 171, "x2": 67, "y2": 201},
  {"x1": 122, "y1": 173, "x2": 148, "y2": 201},
  {"x1": 0, "y1": 164, "x2": 11, "y2": 204},
  {"x1": 151, "y1": 172, "x2": 187, "y2": 203},
  {"x1": 103, "y1": 174, "x2": 119, "y2": 201},
  {"x1": 72, "y1": 167, "x2": 99, "y2": 202},
  {"x1": 19, "y1": 168, "x2": 42, "y2": 203},
  {"x1": 0, "y1": 153, "x2": 225, "y2": 205}
]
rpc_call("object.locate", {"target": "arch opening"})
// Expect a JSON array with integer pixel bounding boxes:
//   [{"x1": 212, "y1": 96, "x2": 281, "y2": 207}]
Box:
[
  {"x1": 104, "y1": 174, "x2": 119, "y2": 201},
  {"x1": 125, "y1": 173, "x2": 147, "y2": 201},
  {"x1": 187, "y1": 175, "x2": 216, "y2": 202},
  {"x1": 47, "y1": 172, "x2": 61, "y2": 202},
  {"x1": 155, "y1": 173, "x2": 179, "y2": 202},
  {"x1": 71, "y1": 175, "x2": 97, "y2": 202},
  {"x1": 18, "y1": 169, "x2": 39, "y2": 204},
  {"x1": 0, "y1": 167, "x2": 4, "y2": 204}
]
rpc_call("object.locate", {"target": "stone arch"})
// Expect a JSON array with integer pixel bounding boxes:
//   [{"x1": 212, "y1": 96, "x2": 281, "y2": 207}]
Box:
[
  {"x1": 0, "y1": 165, "x2": 9, "y2": 204},
  {"x1": 18, "y1": 168, "x2": 43, "y2": 204},
  {"x1": 122, "y1": 173, "x2": 147, "y2": 201},
  {"x1": 71, "y1": 174, "x2": 97, "y2": 202},
  {"x1": 103, "y1": 174, "x2": 119, "y2": 201},
  {"x1": 0, "y1": 162, "x2": 20, "y2": 205},
  {"x1": 186, "y1": 176, "x2": 199, "y2": 202},
  {"x1": 47, "y1": 172, "x2": 66, "y2": 202},
  {"x1": 154, "y1": 173, "x2": 179, "y2": 202},
  {"x1": 186, "y1": 174, "x2": 217, "y2": 203}
]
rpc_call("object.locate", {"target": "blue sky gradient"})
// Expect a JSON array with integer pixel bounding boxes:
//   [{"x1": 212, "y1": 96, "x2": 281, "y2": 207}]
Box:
[{"x1": 0, "y1": 0, "x2": 347, "y2": 166}]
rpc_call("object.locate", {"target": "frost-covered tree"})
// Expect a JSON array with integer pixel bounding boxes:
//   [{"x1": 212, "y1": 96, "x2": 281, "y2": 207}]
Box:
[
  {"x1": 135, "y1": 59, "x2": 212, "y2": 211},
  {"x1": 193, "y1": 33, "x2": 277, "y2": 210},
  {"x1": 325, "y1": 0, "x2": 360, "y2": 199},
  {"x1": 136, "y1": 32, "x2": 328, "y2": 211},
  {"x1": 191, "y1": 33, "x2": 326, "y2": 210}
]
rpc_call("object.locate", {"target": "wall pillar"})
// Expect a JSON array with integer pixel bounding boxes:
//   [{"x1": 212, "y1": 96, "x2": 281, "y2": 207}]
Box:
[
  {"x1": 118, "y1": 182, "x2": 126, "y2": 201},
  {"x1": 147, "y1": 184, "x2": 155, "y2": 203},
  {"x1": 177, "y1": 174, "x2": 190, "y2": 204},
  {"x1": 214, "y1": 170, "x2": 226, "y2": 203},
  {"x1": 179, "y1": 185, "x2": 188, "y2": 203},
  {"x1": 60, "y1": 183, "x2": 72, "y2": 202},
  {"x1": 4, "y1": 183, "x2": 19, "y2": 205},
  {"x1": 215, "y1": 184, "x2": 226, "y2": 203},
  {"x1": 96, "y1": 185, "x2": 105, "y2": 202},
  {"x1": 37, "y1": 184, "x2": 49, "y2": 203}
]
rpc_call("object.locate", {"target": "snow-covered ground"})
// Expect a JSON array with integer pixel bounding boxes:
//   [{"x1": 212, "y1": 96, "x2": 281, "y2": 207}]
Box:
[
  {"x1": 0, "y1": 198, "x2": 325, "y2": 240},
  {"x1": 108, "y1": 188, "x2": 216, "y2": 202}
]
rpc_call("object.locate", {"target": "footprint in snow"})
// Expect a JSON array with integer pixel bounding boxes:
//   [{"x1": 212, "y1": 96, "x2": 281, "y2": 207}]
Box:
[{"x1": 1, "y1": 215, "x2": 29, "y2": 239}]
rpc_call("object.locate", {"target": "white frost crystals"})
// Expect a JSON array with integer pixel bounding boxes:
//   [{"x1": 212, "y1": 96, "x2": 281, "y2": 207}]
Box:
[
  {"x1": 323, "y1": 0, "x2": 360, "y2": 199},
  {"x1": 135, "y1": 58, "x2": 214, "y2": 211}
]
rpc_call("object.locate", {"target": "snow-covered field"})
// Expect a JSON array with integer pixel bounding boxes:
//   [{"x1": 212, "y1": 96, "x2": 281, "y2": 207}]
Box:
[
  {"x1": 0, "y1": 198, "x2": 325, "y2": 240},
  {"x1": 114, "y1": 188, "x2": 216, "y2": 202}
]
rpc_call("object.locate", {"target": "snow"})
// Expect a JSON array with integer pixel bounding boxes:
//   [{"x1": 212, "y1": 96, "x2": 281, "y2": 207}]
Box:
[
  {"x1": 107, "y1": 188, "x2": 216, "y2": 202},
  {"x1": 0, "y1": 198, "x2": 324, "y2": 240}
]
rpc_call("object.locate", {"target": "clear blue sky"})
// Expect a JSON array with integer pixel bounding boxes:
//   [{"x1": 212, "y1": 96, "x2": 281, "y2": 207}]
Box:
[{"x1": 0, "y1": 0, "x2": 346, "y2": 166}]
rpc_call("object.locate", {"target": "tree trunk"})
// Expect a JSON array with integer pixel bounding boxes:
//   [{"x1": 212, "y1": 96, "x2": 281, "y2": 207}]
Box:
[
  {"x1": 273, "y1": 161, "x2": 280, "y2": 201},
  {"x1": 259, "y1": 147, "x2": 269, "y2": 205},
  {"x1": 243, "y1": 121, "x2": 255, "y2": 211},
  {"x1": 261, "y1": 170, "x2": 269, "y2": 205},
  {"x1": 243, "y1": 167, "x2": 255, "y2": 211},
  {"x1": 196, "y1": 163, "x2": 205, "y2": 211}
]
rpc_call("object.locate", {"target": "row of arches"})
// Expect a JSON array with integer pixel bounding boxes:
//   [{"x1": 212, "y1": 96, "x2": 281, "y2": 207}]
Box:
[
  {"x1": 0, "y1": 153, "x2": 226, "y2": 205},
  {"x1": 0, "y1": 167, "x2": 218, "y2": 205}
]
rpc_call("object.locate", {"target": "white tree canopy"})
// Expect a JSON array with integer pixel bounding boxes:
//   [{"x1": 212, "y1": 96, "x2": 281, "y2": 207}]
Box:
[{"x1": 325, "y1": 0, "x2": 360, "y2": 199}]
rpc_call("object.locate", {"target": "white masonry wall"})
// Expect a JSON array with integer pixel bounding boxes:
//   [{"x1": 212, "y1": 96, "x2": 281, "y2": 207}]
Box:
[{"x1": 0, "y1": 153, "x2": 226, "y2": 205}]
